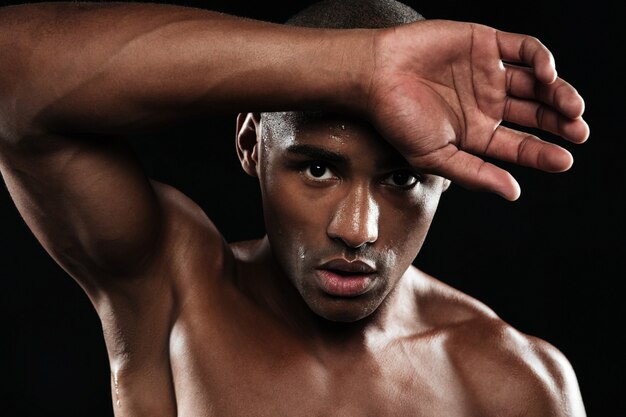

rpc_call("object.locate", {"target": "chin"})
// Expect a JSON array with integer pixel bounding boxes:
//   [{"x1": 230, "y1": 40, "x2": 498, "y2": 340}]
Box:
[{"x1": 307, "y1": 296, "x2": 381, "y2": 323}]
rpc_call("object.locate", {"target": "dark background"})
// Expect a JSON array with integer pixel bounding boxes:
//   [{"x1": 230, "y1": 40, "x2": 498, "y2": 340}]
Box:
[{"x1": 0, "y1": 0, "x2": 623, "y2": 415}]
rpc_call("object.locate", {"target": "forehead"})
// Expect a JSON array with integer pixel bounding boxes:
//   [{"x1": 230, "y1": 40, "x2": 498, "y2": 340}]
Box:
[{"x1": 260, "y1": 111, "x2": 400, "y2": 161}]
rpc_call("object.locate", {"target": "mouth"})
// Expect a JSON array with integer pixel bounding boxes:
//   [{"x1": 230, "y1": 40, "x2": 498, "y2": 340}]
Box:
[{"x1": 315, "y1": 259, "x2": 377, "y2": 297}]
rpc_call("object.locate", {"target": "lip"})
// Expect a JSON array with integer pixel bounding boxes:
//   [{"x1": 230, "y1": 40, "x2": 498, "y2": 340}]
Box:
[
  {"x1": 315, "y1": 258, "x2": 377, "y2": 297},
  {"x1": 318, "y1": 258, "x2": 376, "y2": 274}
]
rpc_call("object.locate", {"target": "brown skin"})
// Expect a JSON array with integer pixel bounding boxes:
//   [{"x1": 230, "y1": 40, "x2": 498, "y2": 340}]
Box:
[
  {"x1": 0, "y1": 2, "x2": 587, "y2": 416},
  {"x1": 242, "y1": 112, "x2": 449, "y2": 323}
]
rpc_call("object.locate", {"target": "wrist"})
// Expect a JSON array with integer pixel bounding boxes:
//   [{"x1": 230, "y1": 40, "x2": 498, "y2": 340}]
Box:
[
  {"x1": 243, "y1": 25, "x2": 378, "y2": 116},
  {"x1": 313, "y1": 29, "x2": 379, "y2": 117}
]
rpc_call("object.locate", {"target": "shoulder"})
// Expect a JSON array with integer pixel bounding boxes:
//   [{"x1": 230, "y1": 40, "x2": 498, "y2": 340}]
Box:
[
  {"x1": 410, "y1": 269, "x2": 586, "y2": 416},
  {"x1": 452, "y1": 320, "x2": 585, "y2": 416},
  {"x1": 94, "y1": 180, "x2": 234, "y2": 313},
  {"x1": 96, "y1": 181, "x2": 237, "y2": 360},
  {"x1": 88, "y1": 180, "x2": 236, "y2": 315}
]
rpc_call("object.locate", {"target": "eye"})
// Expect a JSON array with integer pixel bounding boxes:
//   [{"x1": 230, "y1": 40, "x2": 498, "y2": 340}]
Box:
[
  {"x1": 382, "y1": 170, "x2": 420, "y2": 188},
  {"x1": 303, "y1": 163, "x2": 335, "y2": 181}
]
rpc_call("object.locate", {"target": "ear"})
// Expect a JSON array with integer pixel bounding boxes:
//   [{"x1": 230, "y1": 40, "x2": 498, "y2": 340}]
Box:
[{"x1": 236, "y1": 112, "x2": 261, "y2": 177}]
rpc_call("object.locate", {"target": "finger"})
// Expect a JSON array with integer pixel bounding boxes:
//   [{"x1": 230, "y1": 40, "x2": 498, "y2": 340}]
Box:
[
  {"x1": 496, "y1": 31, "x2": 556, "y2": 84},
  {"x1": 505, "y1": 65, "x2": 586, "y2": 119},
  {"x1": 503, "y1": 96, "x2": 590, "y2": 144},
  {"x1": 480, "y1": 125, "x2": 574, "y2": 172},
  {"x1": 420, "y1": 144, "x2": 520, "y2": 201}
]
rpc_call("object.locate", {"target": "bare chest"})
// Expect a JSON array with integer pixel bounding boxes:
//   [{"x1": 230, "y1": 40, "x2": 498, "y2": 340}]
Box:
[{"x1": 166, "y1": 314, "x2": 476, "y2": 417}]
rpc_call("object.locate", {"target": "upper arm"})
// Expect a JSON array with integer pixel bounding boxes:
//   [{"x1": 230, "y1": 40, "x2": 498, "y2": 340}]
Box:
[
  {"x1": 0, "y1": 133, "x2": 163, "y2": 295},
  {"x1": 0, "y1": 2, "x2": 233, "y2": 304}
]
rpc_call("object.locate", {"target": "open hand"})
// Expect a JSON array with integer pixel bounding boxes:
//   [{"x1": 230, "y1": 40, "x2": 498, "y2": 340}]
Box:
[{"x1": 366, "y1": 19, "x2": 589, "y2": 200}]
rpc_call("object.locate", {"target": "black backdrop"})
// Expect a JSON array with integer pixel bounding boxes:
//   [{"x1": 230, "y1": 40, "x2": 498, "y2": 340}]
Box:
[{"x1": 0, "y1": 0, "x2": 623, "y2": 415}]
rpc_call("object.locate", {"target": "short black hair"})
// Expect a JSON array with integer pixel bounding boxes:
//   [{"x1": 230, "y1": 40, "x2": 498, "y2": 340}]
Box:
[{"x1": 286, "y1": 0, "x2": 423, "y2": 29}]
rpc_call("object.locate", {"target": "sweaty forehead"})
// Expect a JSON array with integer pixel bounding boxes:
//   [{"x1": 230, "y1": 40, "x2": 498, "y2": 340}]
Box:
[
  {"x1": 261, "y1": 111, "x2": 379, "y2": 148},
  {"x1": 259, "y1": 111, "x2": 410, "y2": 170}
]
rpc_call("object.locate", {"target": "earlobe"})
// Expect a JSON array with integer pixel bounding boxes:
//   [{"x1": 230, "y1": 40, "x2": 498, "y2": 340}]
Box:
[{"x1": 236, "y1": 112, "x2": 261, "y2": 178}]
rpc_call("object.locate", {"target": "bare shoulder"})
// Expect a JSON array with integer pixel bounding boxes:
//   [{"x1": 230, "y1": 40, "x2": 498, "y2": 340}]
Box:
[
  {"x1": 410, "y1": 269, "x2": 586, "y2": 416},
  {"x1": 98, "y1": 179, "x2": 234, "y2": 324}
]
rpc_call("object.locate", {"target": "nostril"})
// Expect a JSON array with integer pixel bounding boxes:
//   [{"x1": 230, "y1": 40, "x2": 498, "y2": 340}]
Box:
[{"x1": 329, "y1": 234, "x2": 371, "y2": 250}]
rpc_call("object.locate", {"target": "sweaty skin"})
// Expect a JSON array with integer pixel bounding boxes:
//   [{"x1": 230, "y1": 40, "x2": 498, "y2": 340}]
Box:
[{"x1": 0, "y1": 2, "x2": 587, "y2": 416}]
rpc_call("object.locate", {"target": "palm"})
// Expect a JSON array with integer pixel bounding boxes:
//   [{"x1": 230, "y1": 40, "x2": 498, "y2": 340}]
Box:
[{"x1": 368, "y1": 20, "x2": 589, "y2": 200}]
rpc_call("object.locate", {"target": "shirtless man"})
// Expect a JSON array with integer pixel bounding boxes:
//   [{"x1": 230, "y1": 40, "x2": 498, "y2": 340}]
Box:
[{"x1": 0, "y1": 0, "x2": 589, "y2": 415}]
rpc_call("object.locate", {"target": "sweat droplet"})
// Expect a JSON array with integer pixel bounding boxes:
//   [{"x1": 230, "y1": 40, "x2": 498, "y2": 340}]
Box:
[{"x1": 114, "y1": 372, "x2": 121, "y2": 407}]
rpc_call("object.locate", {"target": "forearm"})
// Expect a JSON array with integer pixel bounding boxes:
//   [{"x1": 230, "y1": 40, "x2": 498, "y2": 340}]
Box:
[{"x1": 0, "y1": 2, "x2": 374, "y2": 141}]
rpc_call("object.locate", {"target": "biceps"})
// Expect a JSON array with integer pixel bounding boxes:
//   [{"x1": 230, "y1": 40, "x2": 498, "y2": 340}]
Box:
[{"x1": 0, "y1": 134, "x2": 162, "y2": 282}]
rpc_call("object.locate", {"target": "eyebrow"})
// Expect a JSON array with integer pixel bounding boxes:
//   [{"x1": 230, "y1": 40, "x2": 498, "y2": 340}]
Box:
[
  {"x1": 285, "y1": 144, "x2": 349, "y2": 164},
  {"x1": 285, "y1": 144, "x2": 414, "y2": 172}
]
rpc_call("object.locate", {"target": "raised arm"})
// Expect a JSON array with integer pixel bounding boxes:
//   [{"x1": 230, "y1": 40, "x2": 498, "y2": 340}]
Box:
[
  {"x1": 0, "y1": 2, "x2": 374, "y2": 301},
  {"x1": 0, "y1": 2, "x2": 589, "y2": 293},
  {"x1": 0, "y1": 2, "x2": 371, "y2": 139}
]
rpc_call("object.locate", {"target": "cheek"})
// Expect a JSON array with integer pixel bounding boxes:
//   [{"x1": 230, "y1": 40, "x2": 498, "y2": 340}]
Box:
[
  {"x1": 259, "y1": 170, "x2": 333, "y2": 268},
  {"x1": 379, "y1": 188, "x2": 441, "y2": 264},
  {"x1": 263, "y1": 178, "x2": 321, "y2": 233}
]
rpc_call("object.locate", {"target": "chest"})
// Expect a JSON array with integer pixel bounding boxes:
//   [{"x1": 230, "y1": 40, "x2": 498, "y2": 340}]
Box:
[{"x1": 167, "y1": 311, "x2": 475, "y2": 417}]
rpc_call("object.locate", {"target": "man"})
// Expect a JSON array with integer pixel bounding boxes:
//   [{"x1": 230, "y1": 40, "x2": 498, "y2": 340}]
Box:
[{"x1": 0, "y1": 0, "x2": 589, "y2": 415}]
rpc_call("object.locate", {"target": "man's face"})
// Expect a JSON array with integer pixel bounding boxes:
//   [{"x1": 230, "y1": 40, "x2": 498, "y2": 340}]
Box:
[{"x1": 255, "y1": 112, "x2": 447, "y2": 322}]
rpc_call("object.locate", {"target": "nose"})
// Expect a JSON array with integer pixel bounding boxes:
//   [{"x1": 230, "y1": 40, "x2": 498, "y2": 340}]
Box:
[{"x1": 327, "y1": 185, "x2": 379, "y2": 249}]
